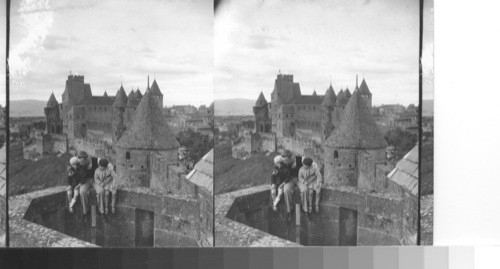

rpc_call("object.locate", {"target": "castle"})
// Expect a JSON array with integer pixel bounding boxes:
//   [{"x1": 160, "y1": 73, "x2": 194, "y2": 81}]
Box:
[
  {"x1": 251, "y1": 73, "x2": 391, "y2": 188},
  {"x1": 253, "y1": 73, "x2": 372, "y2": 143},
  {"x1": 44, "y1": 74, "x2": 162, "y2": 146},
  {"x1": 41, "y1": 74, "x2": 178, "y2": 187}
]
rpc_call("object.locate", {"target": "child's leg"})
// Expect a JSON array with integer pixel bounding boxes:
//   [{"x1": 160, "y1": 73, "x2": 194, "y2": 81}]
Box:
[
  {"x1": 70, "y1": 188, "x2": 79, "y2": 207},
  {"x1": 66, "y1": 185, "x2": 74, "y2": 205},
  {"x1": 315, "y1": 186, "x2": 321, "y2": 210},
  {"x1": 104, "y1": 190, "x2": 109, "y2": 212},
  {"x1": 273, "y1": 184, "x2": 284, "y2": 206},
  {"x1": 111, "y1": 189, "x2": 117, "y2": 208},
  {"x1": 308, "y1": 188, "x2": 314, "y2": 211},
  {"x1": 270, "y1": 184, "x2": 277, "y2": 202}
]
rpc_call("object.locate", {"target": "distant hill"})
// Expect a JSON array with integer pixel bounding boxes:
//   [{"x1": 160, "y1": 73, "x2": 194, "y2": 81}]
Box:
[
  {"x1": 214, "y1": 98, "x2": 254, "y2": 116},
  {"x1": 10, "y1": 100, "x2": 46, "y2": 117},
  {"x1": 422, "y1": 99, "x2": 434, "y2": 117}
]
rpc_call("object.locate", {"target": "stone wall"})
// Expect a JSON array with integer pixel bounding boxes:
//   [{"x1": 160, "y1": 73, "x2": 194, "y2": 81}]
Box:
[
  {"x1": 243, "y1": 132, "x2": 277, "y2": 154},
  {"x1": 72, "y1": 137, "x2": 113, "y2": 158}
]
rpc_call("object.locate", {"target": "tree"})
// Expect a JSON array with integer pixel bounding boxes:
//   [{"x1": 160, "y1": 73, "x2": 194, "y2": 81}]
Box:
[{"x1": 175, "y1": 128, "x2": 212, "y2": 164}]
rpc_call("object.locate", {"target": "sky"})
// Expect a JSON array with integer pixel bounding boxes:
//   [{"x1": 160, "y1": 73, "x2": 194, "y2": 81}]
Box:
[
  {"x1": 9, "y1": 0, "x2": 213, "y2": 107},
  {"x1": 422, "y1": 0, "x2": 434, "y2": 100},
  {"x1": 0, "y1": 1, "x2": 5, "y2": 107},
  {"x1": 215, "y1": 0, "x2": 420, "y2": 106}
]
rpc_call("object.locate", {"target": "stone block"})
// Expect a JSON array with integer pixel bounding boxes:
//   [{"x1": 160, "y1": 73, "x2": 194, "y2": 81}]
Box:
[
  {"x1": 365, "y1": 195, "x2": 404, "y2": 219},
  {"x1": 154, "y1": 229, "x2": 198, "y2": 247},
  {"x1": 357, "y1": 212, "x2": 402, "y2": 238},
  {"x1": 357, "y1": 227, "x2": 401, "y2": 246},
  {"x1": 154, "y1": 213, "x2": 197, "y2": 239}
]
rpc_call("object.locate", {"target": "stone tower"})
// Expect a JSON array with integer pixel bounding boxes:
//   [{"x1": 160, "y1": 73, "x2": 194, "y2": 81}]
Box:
[
  {"x1": 253, "y1": 92, "x2": 271, "y2": 133},
  {"x1": 125, "y1": 89, "x2": 139, "y2": 126},
  {"x1": 115, "y1": 91, "x2": 180, "y2": 188},
  {"x1": 333, "y1": 89, "x2": 347, "y2": 126},
  {"x1": 44, "y1": 93, "x2": 63, "y2": 134},
  {"x1": 149, "y1": 79, "x2": 163, "y2": 109},
  {"x1": 112, "y1": 85, "x2": 128, "y2": 144},
  {"x1": 321, "y1": 84, "x2": 336, "y2": 141},
  {"x1": 358, "y1": 77, "x2": 372, "y2": 108},
  {"x1": 324, "y1": 91, "x2": 388, "y2": 186}
]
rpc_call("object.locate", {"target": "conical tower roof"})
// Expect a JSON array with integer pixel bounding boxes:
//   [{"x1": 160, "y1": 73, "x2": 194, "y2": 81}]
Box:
[
  {"x1": 135, "y1": 89, "x2": 143, "y2": 99},
  {"x1": 345, "y1": 88, "x2": 352, "y2": 99},
  {"x1": 46, "y1": 93, "x2": 58, "y2": 107},
  {"x1": 150, "y1": 79, "x2": 162, "y2": 96},
  {"x1": 113, "y1": 85, "x2": 128, "y2": 107},
  {"x1": 103, "y1": 91, "x2": 109, "y2": 98},
  {"x1": 127, "y1": 90, "x2": 138, "y2": 106},
  {"x1": 116, "y1": 91, "x2": 180, "y2": 150},
  {"x1": 312, "y1": 90, "x2": 318, "y2": 96},
  {"x1": 359, "y1": 79, "x2": 371, "y2": 96},
  {"x1": 325, "y1": 91, "x2": 387, "y2": 149},
  {"x1": 255, "y1": 92, "x2": 267, "y2": 106},
  {"x1": 336, "y1": 89, "x2": 348, "y2": 106},
  {"x1": 321, "y1": 86, "x2": 336, "y2": 107}
]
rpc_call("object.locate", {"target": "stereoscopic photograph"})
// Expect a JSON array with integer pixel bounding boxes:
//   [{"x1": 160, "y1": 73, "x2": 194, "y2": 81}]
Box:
[
  {"x1": 0, "y1": 0, "x2": 6, "y2": 248},
  {"x1": 214, "y1": 0, "x2": 424, "y2": 246},
  {"x1": 8, "y1": 0, "x2": 214, "y2": 247}
]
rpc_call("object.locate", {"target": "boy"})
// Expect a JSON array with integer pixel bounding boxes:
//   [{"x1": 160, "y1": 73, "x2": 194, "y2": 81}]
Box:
[
  {"x1": 94, "y1": 158, "x2": 118, "y2": 214},
  {"x1": 67, "y1": 156, "x2": 86, "y2": 213},
  {"x1": 298, "y1": 157, "x2": 323, "y2": 213},
  {"x1": 270, "y1": 155, "x2": 288, "y2": 211}
]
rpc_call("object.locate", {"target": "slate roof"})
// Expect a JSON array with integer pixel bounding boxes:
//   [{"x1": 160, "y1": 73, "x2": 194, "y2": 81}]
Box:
[
  {"x1": 325, "y1": 91, "x2": 388, "y2": 149},
  {"x1": 112, "y1": 86, "x2": 128, "y2": 107},
  {"x1": 295, "y1": 95, "x2": 323, "y2": 105},
  {"x1": 116, "y1": 91, "x2": 180, "y2": 150},
  {"x1": 46, "y1": 93, "x2": 58, "y2": 107},
  {"x1": 321, "y1": 86, "x2": 336, "y2": 107},
  {"x1": 91, "y1": 96, "x2": 114, "y2": 106},
  {"x1": 336, "y1": 90, "x2": 348, "y2": 106},
  {"x1": 135, "y1": 89, "x2": 143, "y2": 100},
  {"x1": 150, "y1": 80, "x2": 162, "y2": 96},
  {"x1": 345, "y1": 88, "x2": 352, "y2": 99},
  {"x1": 127, "y1": 90, "x2": 138, "y2": 106},
  {"x1": 255, "y1": 92, "x2": 267, "y2": 106},
  {"x1": 186, "y1": 149, "x2": 213, "y2": 194},
  {"x1": 387, "y1": 144, "x2": 419, "y2": 196},
  {"x1": 359, "y1": 79, "x2": 372, "y2": 96},
  {"x1": 103, "y1": 91, "x2": 108, "y2": 98}
]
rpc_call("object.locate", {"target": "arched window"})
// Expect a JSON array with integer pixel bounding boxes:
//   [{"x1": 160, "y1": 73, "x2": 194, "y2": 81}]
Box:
[
  {"x1": 334, "y1": 151, "x2": 338, "y2": 159},
  {"x1": 126, "y1": 152, "x2": 131, "y2": 160}
]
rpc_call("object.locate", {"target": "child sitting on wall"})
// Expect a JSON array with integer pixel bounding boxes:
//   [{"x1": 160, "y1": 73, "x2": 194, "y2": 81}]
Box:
[
  {"x1": 67, "y1": 156, "x2": 86, "y2": 213},
  {"x1": 270, "y1": 155, "x2": 290, "y2": 211},
  {"x1": 298, "y1": 157, "x2": 323, "y2": 213},
  {"x1": 94, "y1": 158, "x2": 118, "y2": 214}
]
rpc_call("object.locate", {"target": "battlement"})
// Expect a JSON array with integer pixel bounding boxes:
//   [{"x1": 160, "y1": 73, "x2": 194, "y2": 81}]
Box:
[
  {"x1": 277, "y1": 74, "x2": 294, "y2": 82},
  {"x1": 68, "y1": 75, "x2": 84, "y2": 82}
]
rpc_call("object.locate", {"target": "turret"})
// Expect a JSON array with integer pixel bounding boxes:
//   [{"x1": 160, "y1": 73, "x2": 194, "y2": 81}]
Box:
[
  {"x1": 115, "y1": 91, "x2": 180, "y2": 188},
  {"x1": 44, "y1": 93, "x2": 62, "y2": 134},
  {"x1": 112, "y1": 85, "x2": 128, "y2": 144},
  {"x1": 253, "y1": 92, "x2": 271, "y2": 133},
  {"x1": 321, "y1": 84, "x2": 336, "y2": 141},
  {"x1": 324, "y1": 91, "x2": 387, "y2": 186}
]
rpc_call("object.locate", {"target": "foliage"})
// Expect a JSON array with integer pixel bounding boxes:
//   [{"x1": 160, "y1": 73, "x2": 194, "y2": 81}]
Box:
[
  {"x1": 384, "y1": 128, "x2": 418, "y2": 160},
  {"x1": 175, "y1": 128, "x2": 212, "y2": 164}
]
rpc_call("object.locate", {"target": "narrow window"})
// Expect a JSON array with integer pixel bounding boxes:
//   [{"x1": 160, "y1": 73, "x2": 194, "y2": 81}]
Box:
[
  {"x1": 126, "y1": 152, "x2": 131, "y2": 160},
  {"x1": 334, "y1": 151, "x2": 338, "y2": 159}
]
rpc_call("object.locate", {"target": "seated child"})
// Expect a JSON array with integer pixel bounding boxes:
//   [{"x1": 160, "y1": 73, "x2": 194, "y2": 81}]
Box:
[
  {"x1": 270, "y1": 155, "x2": 289, "y2": 211},
  {"x1": 94, "y1": 158, "x2": 118, "y2": 214},
  {"x1": 298, "y1": 157, "x2": 323, "y2": 213},
  {"x1": 67, "y1": 156, "x2": 86, "y2": 213}
]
